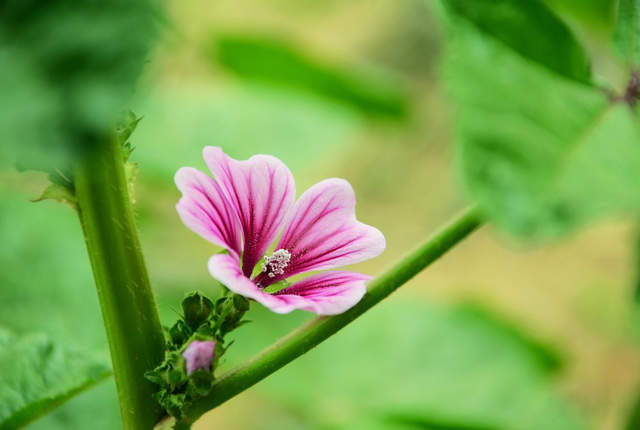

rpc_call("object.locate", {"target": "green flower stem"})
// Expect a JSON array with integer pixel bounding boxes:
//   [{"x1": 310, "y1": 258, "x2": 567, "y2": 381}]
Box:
[
  {"x1": 73, "y1": 132, "x2": 166, "y2": 430},
  {"x1": 183, "y1": 207, "x2": 483, "y2": 423}
]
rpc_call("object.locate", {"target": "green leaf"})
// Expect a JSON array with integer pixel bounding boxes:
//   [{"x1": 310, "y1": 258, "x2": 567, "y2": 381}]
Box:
[
  {"x1": 0, "y1": 329, "x2": 111, "y2": 430},
  {"x1": 443, "y1": 0, "x2": 592, "y2": 83},
  {"x1": 614, "y1": 0, "x2": 640, "y2": 66},
  {"x1": 212, "y1": 35, "x2": 408, "y2": 118},
  {"x1": 229, "y1": 302, "x2": 583, "y2": 430},
  {"x1": 31, "y1": 183, "x2": 77, "y2": 213},
  {"x1": 446, "y1": 5, "x2": 640, "y2": 238}
]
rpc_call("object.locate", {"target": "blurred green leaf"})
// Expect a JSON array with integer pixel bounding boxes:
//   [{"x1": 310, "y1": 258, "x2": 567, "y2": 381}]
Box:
[
  {"x1": 0, "y1": 329, "x2": 111, "y2": 430},
  {"x1": 0, "y1": 190, "x2": 120, "y2": 429},
  {"x1": 0, "y1": 0, "x2": 161, "y2": 168},
  {"x1": 445, "y1": 0, "x2": 640, "y2": 238},
  {"x1": 227, "y1": 302, "x2": 585, "y2": 430},
  {"x1": 442, "y1": 0, "x2": 592, "y2": 83},
  {"x1": 212, "y1": 35, "x2": 408, "y2": 118},
  {"x1": 25, "y1": 380, "x2": 121, "y2": 430},
  {"x1": 614, "y1": 0, "x2": 640, "y2": 66}
]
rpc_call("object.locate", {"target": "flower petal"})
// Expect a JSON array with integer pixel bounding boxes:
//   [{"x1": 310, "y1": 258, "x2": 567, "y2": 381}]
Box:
[
  {"x1": 208, "y1": 255, "x2": 368, "y2": 315},
  {"x1": 267, "y1": 178, "x2": 385, "y2": 280},
  {"x1": 175, "y1": 167, "x2": 242, "y2": 256},
  {"x1": 273, "y1": 271, "x2": 370, "y2": 315},
  {"x1": 204, "y1": 146, "x2": 296, "y2": 277},
  {"x1": 208, "y1": 253, "x2": 284, "y2": 307}
]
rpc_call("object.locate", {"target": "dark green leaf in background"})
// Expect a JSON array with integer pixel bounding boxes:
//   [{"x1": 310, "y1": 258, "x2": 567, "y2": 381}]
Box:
[
  {"x1": 445, "y1": 0, "x2": 640, "y2": 238},
  {"x1": 614, "y1": 0, "x2": 640, "y2": 66},
  {"x1": 443, "y1": 0, "x2": 592, "y2": 83},
  {"x1": 0, "y1": 330, "x2": 111, "y2": 430}
]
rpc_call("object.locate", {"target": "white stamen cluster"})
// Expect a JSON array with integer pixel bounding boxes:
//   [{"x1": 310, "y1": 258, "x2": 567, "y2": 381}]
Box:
[{"x1": 261, "y1": 249, "x2": 291, "y2": 278}]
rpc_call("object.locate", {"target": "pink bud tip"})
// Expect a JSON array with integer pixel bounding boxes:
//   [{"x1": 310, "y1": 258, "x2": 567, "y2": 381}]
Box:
[{"x1": 182, "y1": 340, "x2": 216, "y2": 375}]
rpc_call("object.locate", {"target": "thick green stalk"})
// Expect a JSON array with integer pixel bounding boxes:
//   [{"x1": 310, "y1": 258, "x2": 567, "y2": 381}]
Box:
[
  {"x1": 73, "y1": 131, "x2": 166, "y2": 429},
  {"x1": 183, "y1": 207, "x2": 483, "y2": 423}
]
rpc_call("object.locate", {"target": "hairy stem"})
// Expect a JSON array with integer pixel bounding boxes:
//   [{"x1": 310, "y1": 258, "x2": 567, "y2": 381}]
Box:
[
  {"x1": 183, "y1": 207, "x2": 483, "y2": 423},
  {"x1": 73, "y1": 131, "x2": 166, "y2": 429}
]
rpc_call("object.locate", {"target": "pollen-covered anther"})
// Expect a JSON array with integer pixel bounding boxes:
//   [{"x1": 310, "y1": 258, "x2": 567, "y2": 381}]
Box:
[{"x1": 262, "y1": 249, "x2": 291, "y2": 278}]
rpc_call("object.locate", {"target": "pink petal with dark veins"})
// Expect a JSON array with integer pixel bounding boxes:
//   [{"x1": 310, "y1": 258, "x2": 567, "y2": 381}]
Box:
[
  {"x1": 273, "y1": 271, "x2": 370, "y2": 315},
  {"x1": 175, "y1": 167, "x2": 242, "y2": 256},
  {"x1": 255, "y1": 179, "x2": 385, "y2": 286},
  {"x1": 204, "y1": 147, "x2": 295, "y2": 277},
  {"x1": 208, "y1": 254, "x2": 369, "y2": 315}
]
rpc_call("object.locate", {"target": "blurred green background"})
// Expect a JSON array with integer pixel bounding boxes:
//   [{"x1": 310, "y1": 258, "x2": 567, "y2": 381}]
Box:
[{"x1": 2, "y1": 0, "x2": 639, "y2": 429}]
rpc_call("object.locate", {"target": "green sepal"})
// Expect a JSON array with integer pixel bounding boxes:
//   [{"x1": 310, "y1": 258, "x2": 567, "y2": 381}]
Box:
[
  {"x1": 189, "y1": 370, "x2": 216, "y2": 396},
  {"x1": 154, "y1": 392, "x2": 188, "y2": 421},
  {"x1": 167, "y1": 320, "x2": 192, "y2": 347},
  {"x1": 262, "y1": 280, "x2": 291, "y2": 294},
  {"x1": 233, "y1": 294, "x2": 250, "y2": 312},
  {"x1": 195, "y1": 321, "x2": 216, "y2": 337},
  {"x1": 182, "y1": 292, "x2": 214, "y2": 329},
  {"x1": 167, "y1": 368, "x2": 187, "y2": 386},
  {"x1": 144, "y1": 370, "x2": 166, "y2": 385},
  {"x1": 251, "y1": 256, "x2": 266, "y2": 278}
]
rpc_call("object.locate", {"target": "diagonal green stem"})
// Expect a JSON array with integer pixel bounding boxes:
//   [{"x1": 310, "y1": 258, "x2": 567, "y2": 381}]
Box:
[
  {"x1": 183, "y1": 207, "x2": 483, "y2": 423},
  {"x1": 73, "y1": 131, "x2": 166, "y2": 430}
]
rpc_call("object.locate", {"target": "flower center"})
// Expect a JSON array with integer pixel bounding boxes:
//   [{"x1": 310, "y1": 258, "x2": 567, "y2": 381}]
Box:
[{"x1": 261, "y1": 249, "x2": 291, "y2": 278}]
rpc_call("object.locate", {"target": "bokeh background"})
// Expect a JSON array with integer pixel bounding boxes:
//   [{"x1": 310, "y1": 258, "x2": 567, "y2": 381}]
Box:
[{"x1": 2, "y1": 0, "x2": 639, "y2": 429}]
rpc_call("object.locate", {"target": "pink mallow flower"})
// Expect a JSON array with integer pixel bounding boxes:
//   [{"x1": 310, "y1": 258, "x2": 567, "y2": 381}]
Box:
[
  {"x1": 175, "y1": 147, "x2": 386, "y2": 315},
  {"x1": 182, "y1": 340, "x2": 216, "y2": 375}
]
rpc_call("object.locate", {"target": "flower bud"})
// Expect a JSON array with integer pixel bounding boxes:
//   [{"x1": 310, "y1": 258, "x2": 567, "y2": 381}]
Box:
[
  {"x1": 167, "y1": 320, "x2": 190, "y2": 346},
  {"x1": 182, "y1": 340, "x2": 216, "y2": 375},
  {"x1": 181, "y1": 292, "x2": 214, "y2": 329}
]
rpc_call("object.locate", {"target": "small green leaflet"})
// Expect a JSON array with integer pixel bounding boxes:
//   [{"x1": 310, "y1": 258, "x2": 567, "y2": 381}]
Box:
[
  {"x1": 444, "y1": 0, "x2": 640, "y2": 238},
  {"x1": 614, "y1": 0, "x2": 640, "y2": 66},
  {"x1": 0, "y1": 329, "x2": 111, "y2": 430},
  {"x1": 31, "y1": 182, "x2": 77, "y2": 213}
]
